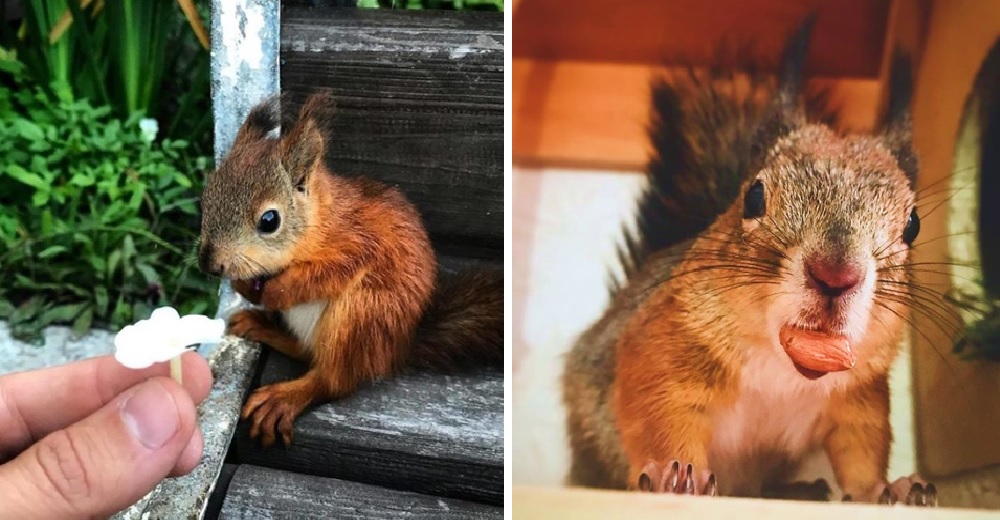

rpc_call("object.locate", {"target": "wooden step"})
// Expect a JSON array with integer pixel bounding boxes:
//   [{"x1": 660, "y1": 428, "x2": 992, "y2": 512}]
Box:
[
  {"x1": 215, "y1": 464, "x2": 503, "y2": 519},
  {"x1": 281, "y1": 6, "x2": 504, "y2": 259},
  {"x1": 235, "y1": 351, "x2": 504, "y2": 505}
]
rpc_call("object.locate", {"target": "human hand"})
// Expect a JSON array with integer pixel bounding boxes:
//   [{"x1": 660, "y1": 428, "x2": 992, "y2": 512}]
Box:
[{"x1": 0, "y1": 352, "x2": 212, "y2": 519}]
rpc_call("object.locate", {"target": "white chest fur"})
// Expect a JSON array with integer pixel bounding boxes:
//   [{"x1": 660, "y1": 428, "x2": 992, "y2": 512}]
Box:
[
  {"x1": 281, "y1": 300, "x2": 327, "y2": 350},
  {"x1": 707, "y1": 350, "x2": 836, "y2": 497}
]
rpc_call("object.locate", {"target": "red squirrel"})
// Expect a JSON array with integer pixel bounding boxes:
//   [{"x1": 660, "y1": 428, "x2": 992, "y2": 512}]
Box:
[
  {"x1": 198, "y1": 91, "x2": 502, "y2": 448},
  {"x1": 562, "y1": 19, "x2": 936, "y2": 506}
]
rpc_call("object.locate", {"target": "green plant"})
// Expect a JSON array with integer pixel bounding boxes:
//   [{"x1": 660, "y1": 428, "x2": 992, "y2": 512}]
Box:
[
  {"x1": 0, "y1": 50, "x2": 216, "y2": 343},
  {"x1": 949, "y1": 288, "x2": 1000, "y2": 362},
  {"x1": 6, "y1": 0, "x2": 213, "y2": 156}
]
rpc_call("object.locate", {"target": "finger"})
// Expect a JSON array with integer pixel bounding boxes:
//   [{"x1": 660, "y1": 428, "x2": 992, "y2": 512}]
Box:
[
  {"x1": 0, "y1": 352, "x2": 211, "y2": 455},
  {"x1": 170, "y1": 426, "x2": 204, "y2": 477},
  {"x1": 0, "y1": 377, "x2": 200, "y2": 519}
]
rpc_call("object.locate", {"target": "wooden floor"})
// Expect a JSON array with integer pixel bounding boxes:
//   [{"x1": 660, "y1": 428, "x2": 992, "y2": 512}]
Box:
[{"x1": 206, "y1": 347, "x2": 504, "y2": 518}]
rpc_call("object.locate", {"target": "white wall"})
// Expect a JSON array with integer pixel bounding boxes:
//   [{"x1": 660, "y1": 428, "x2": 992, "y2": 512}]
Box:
[{"x1": 512, "y1": 165, "x2": 646, "y2": 486}]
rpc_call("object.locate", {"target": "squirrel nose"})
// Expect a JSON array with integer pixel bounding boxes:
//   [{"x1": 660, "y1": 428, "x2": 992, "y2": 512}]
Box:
[
  {"x1": 805, "y1": 258, "x2": 864, "y2": 298},
  {"x1": 198, "y1": 244, "x2": 224, "y2": 276}
]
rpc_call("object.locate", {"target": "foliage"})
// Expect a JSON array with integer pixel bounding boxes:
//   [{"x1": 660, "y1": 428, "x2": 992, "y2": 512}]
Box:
[
  {"x1": 2, "y1": 0, "x2": 213, "y2": 156},
  {"x1": 0, "y1": 51, "x2": 216, "y2": 343},
  {"x1": 357, "y1": 0, "x2": 504, "y2": 11},
  {"x1": 948, "y1": 288, "x2": 1000, "y2": 362}
]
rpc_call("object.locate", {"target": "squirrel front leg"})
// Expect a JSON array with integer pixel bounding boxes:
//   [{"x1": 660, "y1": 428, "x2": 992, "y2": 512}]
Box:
[
  {"x1": 615, "y1": 335, "x2": 719, "y2": 494},
  {"x1": 242, "y1": 285, "x2": 418, "y2": 447},
  {"x1": 227, "y1": 309, "x2": 311, "y2": 362},
  {"x1": 257, "y1": 263, "x2": 357, "y2": 311},
  {"x1": 824, "y1": 376, "x2": 891, "y2": 502}
]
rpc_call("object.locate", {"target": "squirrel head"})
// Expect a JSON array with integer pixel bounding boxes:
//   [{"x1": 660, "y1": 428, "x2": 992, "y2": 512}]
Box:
[
  {"x1": 704, "y1": 18, "x2": 919, "y2": 374},
  {"x1": 198, "y1": 91, "x2": 336, "y2": 280}
]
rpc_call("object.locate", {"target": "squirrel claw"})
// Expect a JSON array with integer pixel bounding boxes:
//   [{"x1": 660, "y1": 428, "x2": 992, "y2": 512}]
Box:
[
  {"x1": 241, "y1": 382, "x2": 310, "y2": 449},
  {"x1": 638, "y1": 459, "x2": 716, "y2": 496},
  {"x1": 227, "y1": 309, "x2": 275, "y2": 343},
  {"x1": 874, "y1": 475, "x2": 937, "y2": 507}
]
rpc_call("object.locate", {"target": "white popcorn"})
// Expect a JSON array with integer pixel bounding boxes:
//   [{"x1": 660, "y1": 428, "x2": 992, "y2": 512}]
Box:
[{"x1": 114, "y1": 306, "x2": 225, "y2": 369}]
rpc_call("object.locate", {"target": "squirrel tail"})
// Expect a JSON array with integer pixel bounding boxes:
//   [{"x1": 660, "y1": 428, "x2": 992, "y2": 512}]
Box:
[
  {"x1": 611, "y1": 15, "x2": 832, "y2": 293},
  {"x1": 408, "y1": 267, "x2": 504, "y2": 371}
]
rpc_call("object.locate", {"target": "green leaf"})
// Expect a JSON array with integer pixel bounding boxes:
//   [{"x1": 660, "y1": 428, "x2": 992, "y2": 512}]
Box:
[
  {"x1": 11, "y1": 119, "x2": 44, "y2": 140},
  {"x1": 107, "y1": 249, "x2": 122, "y2": 278},
  {"x1": 70, "y1": 173, "x2": 95, "y2": 187},
  {"x1": 38, "y1": 302, "x2": 88, "y2": 326},
  {"x1": 136, "y1": 263, "x2": 159, "y2": 283},
  {"x1": 12, "y1": 295, "x2": 45, "y2": 323},
  {"x1": 72, "y1": 306, "x2": 94, "y2": 338},
  {"x1": 5, "y1": 164, "x2": 47, "y2": 190},
  {"x1": 95, "y1": 286, "x2": 109, "y2": 316},
  {"x1": 37, "y1": 245, "x2": 68, "y2": 259},
  {"x1": 31, "y1": 190, "x2": 50, "y2": 207},
  {"x1": 111, "y1": 296, "x2": 130, "y2": 327},
  {"x1": 0, "y1": 299, "x2": 14, "y2": 319}
]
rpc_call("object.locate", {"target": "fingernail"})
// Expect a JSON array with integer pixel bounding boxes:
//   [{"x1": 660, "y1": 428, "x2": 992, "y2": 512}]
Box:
[{"x1": 121, "y1": 380, "x2": 180, "y2": 449}]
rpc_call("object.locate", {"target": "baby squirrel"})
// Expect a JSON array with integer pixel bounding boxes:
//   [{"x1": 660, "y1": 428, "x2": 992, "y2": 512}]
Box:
[
  {"x1": 563, "y1": 19, "x2": 936, "y2": 505},
  {"x1": 198, "y1": 91, "x2": 503, "y2": 448}
]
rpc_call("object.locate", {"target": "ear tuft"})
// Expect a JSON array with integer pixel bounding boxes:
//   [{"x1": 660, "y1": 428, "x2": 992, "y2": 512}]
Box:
[
  {"x1": 882, "y1": 53, "x2": 918, "y2": 185},
  {"x1": 750, "y1": 14, "x2": 817, "y2": 166},
  {"x1": 233, "y1": 94, "x2": 286, "y2": 146},
  {"x1": 773, "y1": 13, "x2": 817, "y2": 116},
  {"x1": 280, "y1": 90, "x2": 337, "y2": 187}
]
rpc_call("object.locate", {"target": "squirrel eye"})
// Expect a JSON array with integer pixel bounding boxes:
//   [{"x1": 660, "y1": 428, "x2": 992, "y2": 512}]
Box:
[
  {"x1": 258, "y1": 209, "x2": 281, "y2": 234},
  {"x1": 743, "y1": 180, "x2": 766, "y2": 219},
  {"x1": 902, "y1": 208, "x2": 920, "y2": 245}
]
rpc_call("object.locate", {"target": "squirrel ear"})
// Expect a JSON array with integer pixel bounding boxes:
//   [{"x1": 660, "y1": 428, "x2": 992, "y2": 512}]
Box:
[
  {"x1": 233, "y1": 94, "x2": 283, "y2": 147},
  {"x1": 881, "y1": 53, "x2": 918, "y2": 185},
  {"x1": 280, "y1": 91, "x2": 336, "y2": 186},
  {"x1": 772, "y1": 13, "x2": 815, "y2": 120},
  {"x1": 750, "y1": 14, "x2": 816, "y2": 165}
]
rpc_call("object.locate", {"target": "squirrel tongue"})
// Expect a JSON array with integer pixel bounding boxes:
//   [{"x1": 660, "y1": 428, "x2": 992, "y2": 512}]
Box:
[{"x1": 779, "y1": 326, "x2": 856, "y2": 374}]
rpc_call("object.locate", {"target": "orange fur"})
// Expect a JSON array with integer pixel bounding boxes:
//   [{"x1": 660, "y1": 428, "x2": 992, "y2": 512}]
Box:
[{"x1": 200, "y1": 91, "x2": 503, "y2": 448}]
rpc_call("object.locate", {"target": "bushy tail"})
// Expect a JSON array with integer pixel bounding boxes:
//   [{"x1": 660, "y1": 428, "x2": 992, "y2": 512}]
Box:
[
  {"x1": 612, "y1": 16, "x2": 833, "y2": 292},
  {"x1": 408, "y1": 267, "x2": 504, "y2": 371}
]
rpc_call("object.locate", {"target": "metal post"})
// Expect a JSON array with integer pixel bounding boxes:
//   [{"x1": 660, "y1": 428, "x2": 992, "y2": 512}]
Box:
[
  {"x1": 113, "y1": 1, "x2": 280, "y2": 518},
  {"x1": 209, "y1": 0, "x2": 282, "y2": 329}
]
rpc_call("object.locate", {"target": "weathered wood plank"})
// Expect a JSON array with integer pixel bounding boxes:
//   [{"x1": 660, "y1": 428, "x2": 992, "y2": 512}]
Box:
[
  {"x1": 280, "y1": 7, "x2": 503, "y2": 259},
  {"x1": 204, "y1": 463, "x2": 240, "y2": 520},
  {"x1": 219, "y1": 464, "x2": 503, "y2": 519},
  {"x1": 235, "y1": 350, "x2": 503, "y2": 505}
]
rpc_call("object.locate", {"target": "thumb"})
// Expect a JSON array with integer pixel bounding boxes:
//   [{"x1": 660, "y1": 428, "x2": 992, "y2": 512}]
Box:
[{"x1": 0, "y1": 377, "x2": 200, "y2": 519}]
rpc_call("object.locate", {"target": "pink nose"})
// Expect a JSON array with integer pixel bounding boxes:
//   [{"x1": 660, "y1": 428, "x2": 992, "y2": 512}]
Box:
[{"x1": 806, "y1": 258, "x2": 864, "y2": 298}]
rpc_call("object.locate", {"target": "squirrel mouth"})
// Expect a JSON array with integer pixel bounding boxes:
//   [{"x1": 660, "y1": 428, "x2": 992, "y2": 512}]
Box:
[{"x1": 779, "y1": 326, "x2": 856, "y2": 380}]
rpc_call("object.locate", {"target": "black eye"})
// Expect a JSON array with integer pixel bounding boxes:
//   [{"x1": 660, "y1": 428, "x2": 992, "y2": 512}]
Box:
[
  {"x1": 743, "y1": 180, "x2": 766, "y2": 219},
  {"x1": 258, "y1": 209, "x2": 280, "y2": 234},
  {"x1": 902, "y1": 208, "x2": 920, "y2": 245}
]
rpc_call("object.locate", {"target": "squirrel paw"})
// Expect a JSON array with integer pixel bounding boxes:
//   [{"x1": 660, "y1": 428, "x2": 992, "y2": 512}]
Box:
[
  {"x1": 241, "y1": 382, "x2": 311, "y2": 448},
  {"x1": 637, "y1": 460, "x2": 716, "y2": 496},
  {"x1": 227, "y1": 309, "x2": 274, "y2": 343},
  {"x1": 843, "y1": 475, "x2": 937, "y2": 506}
]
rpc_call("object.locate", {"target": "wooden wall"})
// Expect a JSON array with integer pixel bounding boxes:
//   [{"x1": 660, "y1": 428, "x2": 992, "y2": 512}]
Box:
[{"x1": 512, "y1": 0, "x2": 927, "y2": 170}]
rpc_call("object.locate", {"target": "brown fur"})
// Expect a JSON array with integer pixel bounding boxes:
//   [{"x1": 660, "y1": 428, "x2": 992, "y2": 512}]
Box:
[
  {"x1": 200, "y1": 91, "x2": 503, "y2": 448},
  {"x1": 563, "y1": 22, "x2": 922, "y2": 503}
]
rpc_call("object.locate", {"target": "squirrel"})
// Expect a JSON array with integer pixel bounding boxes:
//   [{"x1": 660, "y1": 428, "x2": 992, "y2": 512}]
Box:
[
  {"x1": 197, "y1": 90, "x2": 503, "y2": 448},
  {"x1": 561, "y1": 18, "x2": 937, "y2": 506}
]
